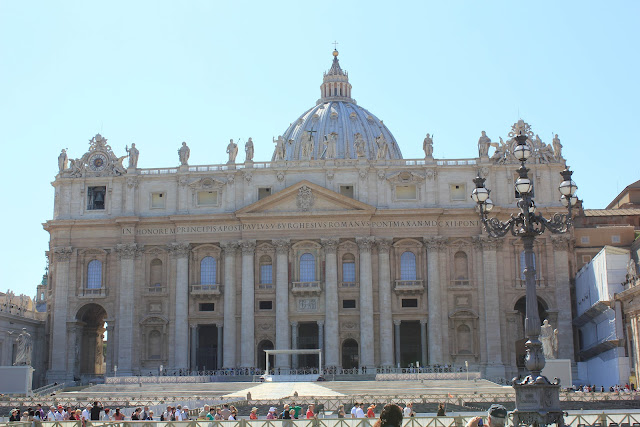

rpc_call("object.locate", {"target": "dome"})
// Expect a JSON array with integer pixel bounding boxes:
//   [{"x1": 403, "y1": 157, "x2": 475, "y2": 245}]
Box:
[{"x1": 273, "y1": 51, "x2": 403, "y2": 161}]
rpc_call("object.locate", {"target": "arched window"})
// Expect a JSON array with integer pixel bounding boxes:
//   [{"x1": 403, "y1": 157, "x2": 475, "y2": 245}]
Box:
[
  {"x1": 454, "y1": 251, "x2": 469, "y2": 281},
  {"x1": 260, "y1": 255, "x2": 273, "y2": 285},
  {"x1": 342, "y1": 253, "x2": 356, "y2": 283},
  {"x1": 400, "y1": 251, "x2": 417, "y2": 281},
  {"x1": 300, "y1": 253, "x2": 315, "y2": 282},
  {"x1": 456, "y1": 324, "x2": 472, "y2": 354},
  {"x1": 200, "y1": 256, "x2": 217, "y2": 285},
  {"x1": 87, "y1": 260, "x2": 102, "y2": 289},
  {"x1": 150, "y1": 259, "x2": 163, "y2": 287},
  {"x1": 519, "y1": 251, "x2": 537, "y2": 280}
]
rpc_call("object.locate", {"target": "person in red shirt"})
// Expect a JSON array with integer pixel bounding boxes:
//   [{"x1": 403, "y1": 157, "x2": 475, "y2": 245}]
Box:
[
  {"x1": 306, "y1": 405, "x2": 315, "y2": 419},
  {"x1": 367, "y1": 405, "x2": 376, "y2": 418},
  {"x1": 250, "y1": 407, "x2": 258, "y2": 420}
]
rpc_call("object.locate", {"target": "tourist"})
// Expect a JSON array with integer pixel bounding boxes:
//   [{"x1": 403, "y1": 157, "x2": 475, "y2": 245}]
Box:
[
  {"x1": 465, "y1": 404, "x2": 508, "y2": 427},
  {"x1": 113, "y1": 408, "x2": 125, "y2": 421},
  {"x1": 131, "y1": 407, "x2": 141, "y2": 420},
  {"x1": 90, "y1": 401, "x2": 103, "y2": 421},
  {"x1": 207, "y1": 408, "x2": 216, "y2": 420},
  {"x1": 267, "y1": 407, "x2": 277, "y2": 420},
  {"x1": 214, "y1": 407, "x2": 223, "y2": 420},
  {"x1": 337, "y1": 404, "x2": 346, "y2": 418},
  {"x1": 102, "y1": 408, "x2": 111, "y2": 421},
  {"x1": 46, "y1": 406, "x2": 56, "y2": 421},
  {"x1": 141, "y1": 405, "x2": 150, "y2": 420},
  {"x1": 403, "y1": 402, "x2": 413, "y2": 417},
  {"x1": 228, "y1": 409, "x2": 237, "y2": 420},
  {"x1": 75, "y1": 409, "x2": 83, "y2": 422},
  {"x1": 437, "y1": 403, "x2": 446, "y2": 416},
  {"x1": 292, "y1": 403, "x2": 302, "y2": 419},
  {"x1": 146, "y1": 410, "x2": 154, "y2": 420},
  {"x1": 367, "y1": 404, "x2": 376, "y2": 418},
  {"x1": 355, "y1": 403, "x2": 365, "y2": 418},
  {"x1": 250, "y1": 407, "x2": 259, "y2": 420},
  {"x1": 351, "y1": 403, "x2": 359, "y2": 418},
  {"x1": 82, "y1": 404, "x2": 91, "y2": 421},
  {"x1": 182, "y1": 406, "x2": 190, "y2": 421},
  {"x1": 36, "y1": 404, "x2": 45, "y2": 420},
  {"x1": 220, "y1": 404, "x2": 232, "y2": 419},
  {"x1": 199, "y1": 405, "x2": 211, "y2": 420},
  {"x1": 306, "y1": 404, "x2": 315, "y2": 419},
  {"x1": 58, "y1": 406, "x2": 67, "y2": 420},
  {"x1": 373, "y1": 404, "x2": 403, "y2": 427},
  {"x1": 9, "y1": 409, "x2": 20, "y2": 422},
  {"x1": 281, "y1": 404, "x2": 291, "y2": 419}
]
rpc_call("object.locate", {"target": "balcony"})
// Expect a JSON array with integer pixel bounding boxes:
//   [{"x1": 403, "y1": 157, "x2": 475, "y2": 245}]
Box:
[
  {"x1": 450, "y1": 279, "x2": 471, "y2": 287},
  {"x1": 394, "y1": 280, "x2": 424, "y2": 295},
  {"x1": 515, "y1": 278, "x2": 550, "y2": 288},
  {"x1": 190, "y1": 284, "x2": 221, "y2": 297},
  {"x1": 257, "y1": 283, "x2": 274, "y2": 291},
  {"x1": 291, "y1": 281, "x2": 322, "y2": 295},
  {"x1": 79, "y1": 287, "x2": 107, "y2": 298},
  {"x1": 340, "y1": 282, "x2": 359, "y2": 288},
  {"x1": 147, "y1": 284, "x2": 167, "y2": 294}
]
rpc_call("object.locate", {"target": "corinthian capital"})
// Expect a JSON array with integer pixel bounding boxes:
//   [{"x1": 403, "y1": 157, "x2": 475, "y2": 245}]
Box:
[
  {"x1": 53, "y1": 246, "x2": 73, "y2": 262},
  {"x1": 116, "y1": 243, "x2": 142, "y2": 259},
  {"x1": 375, "y1": 238, "x2": 393, "y2": 254},
  {"x1": 220, "y1": 241, "x2": 239, "y2": 255},
  {"x1": 424, "y1": 236, "x2": 448, "y2": 251},
  {"x1": 240, "y1": 239, "x2": 256, "y2": 255},
  {"x1": 550, "y1": 235, "x2": 573, "y2": 251},
  {"x1": 321, "y1": 238, "x2": 339, "y2": 254},
  {"x1": 472, "y1": 236, "x2": 502, "y2": 251},
  {"x1": 166, "y1": 242, "x2": 190, "y2": 258},
  {"x1": 273, "y1": 239, "x2": 290, "y2": 255},
  {"x1": 356, "y1": 236, "x2": 375, "y2": 253}
]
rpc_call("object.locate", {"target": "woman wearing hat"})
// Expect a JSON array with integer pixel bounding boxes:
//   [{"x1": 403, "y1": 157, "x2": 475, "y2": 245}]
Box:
[
  {"x1": 9, "y1": 409, "x2": 21, "y2": 422},
  {"x1": 366, "y1": 404, "x2": 376, "y2": 418},
  {"x1": 266, "y1": 407, "x2": 277, "y2": 420},
  {"x1": 250, "y1": 407, "x2": 259, "y2": 420}
]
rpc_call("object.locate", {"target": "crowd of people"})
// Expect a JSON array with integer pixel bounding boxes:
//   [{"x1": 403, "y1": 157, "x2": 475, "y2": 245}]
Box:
[{"x1": 571, "y1": 383, "x2": 636, "y2": 393}]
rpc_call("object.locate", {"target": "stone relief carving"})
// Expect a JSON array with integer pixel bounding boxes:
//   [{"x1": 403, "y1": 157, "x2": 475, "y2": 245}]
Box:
[
  {"x1": 62, "y1": 134, "x2": 127, "y2": 178},
  {"x1": 273, "y1": 239, "x2": 290, "y2": 254},
  {"x1": 126, "y1": 176, "x2": 139, "y2": 189},
  {"x1": 54, "y1": 246, "x2": 73, "y2": 262},
  {"x1": 386, "y1": 171, "x2": 425, "y2": 184},
  {"x1": 358, "y1": 168, "x2": 368, "y2": 180},
  {"x1": 321, "y1": 238, "x2": 339, "y2": 254},
  {"x1": 178, "y1": 176, "x2": 189, "y2": 187},
  {"x1": 550, "y1": 235, "x2": 572, "y2": 251},
  {"x1": 472, "y1": 236, "x2": 502, "y2": 251},
  {"x1": 342, "y1": 321, "x2": 357, "y2": 329},
  {"x1": 376, "y1": 237, "x2": 393, "y2": 253},
  {"x1": 377, "y1": 170, "x2": 386, "y2": 180},
  {"x1": 240, "y1": 240, "x2": 256, "y2": 255},
  {"x1": 178, "y1": 142, "x2": 190, "y2": 165},
  {"x1": 326, "y1": 170, "x2": 334, "y2": 181},
  {"x1": 244, "y1": 171, "x2": 253, "y2": 183},
  {"x1": 116, "y1": 243, "x2": 142, "y2": 259},
  {"x1": 323, "y1": 132, "x2": 338, "y2": 159},
  {"x1": 298, "y1": 298, "x2": 318, "y2": 312},
  {"x1": 296, "y1": 185, "x2": 315, "y2": 211},
  {"x1": 356, "y1": 236, "x2": 375, "y2": 252},
  {"x1": 424, "y1": 236, "x2": 448, "y2": 251},
  {"x1": 220, "y1": 241, "x2": 239, "y2": 254},
  {"x1": 276, "y1": 171, "x2": 285, "y2": 182},
  {"x1": 166, "y1": 242, "x2": 190, "y2": 257}
]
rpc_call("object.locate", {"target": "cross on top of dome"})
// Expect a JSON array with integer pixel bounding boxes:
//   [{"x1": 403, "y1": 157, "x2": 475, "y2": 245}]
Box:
[{"x1": 321, "y1": 48, "x2": 353, "y2": 103}]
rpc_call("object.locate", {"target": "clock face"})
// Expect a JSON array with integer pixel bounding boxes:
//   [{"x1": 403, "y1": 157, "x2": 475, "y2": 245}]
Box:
[{"x1": 89, "y1": 153, "x2": 108, "y2": 171}]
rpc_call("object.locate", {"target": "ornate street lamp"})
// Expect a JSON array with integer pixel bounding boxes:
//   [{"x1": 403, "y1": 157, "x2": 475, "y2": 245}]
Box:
[{"x1": 471, "y1": 122, "x2": 577, "y2": 426}]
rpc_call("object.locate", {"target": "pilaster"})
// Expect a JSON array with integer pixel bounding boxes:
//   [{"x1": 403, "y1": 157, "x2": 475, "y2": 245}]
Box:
[
  {"x1": 425, "y1": 236, "x2": 446, "y2": 364},
  {"x1": 356, "y1": 237, "x2": 375, "y2": 368},
  {"x1": 240, "y1": 239, "x2": 256, "y2": 367},
  {"x1": 168, "y1": 242, "x2": 189, "y2": 370},
  {"x1": 274, "y1": 239, "x2": 291, "y2": 368},
  {"x1": 221, "y1": 241, "x2": 238, "y2": 368},
  {"x1": 116, "y1": 243, "x2": 142, "y2": 374},
  {"x1": 322, "y1": 238, "x2": 339, "y2": 367},
  {"x1": 49, "y1": 246, "x2": 73, "y2": 382},
  {"x1": 376, "y1": 238, "x2": 394, "y2": 367}
]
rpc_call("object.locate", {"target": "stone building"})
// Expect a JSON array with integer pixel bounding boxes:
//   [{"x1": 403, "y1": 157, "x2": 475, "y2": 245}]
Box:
[{"x1": 44, "y1": 50, "x2": 575, "y2": 383}]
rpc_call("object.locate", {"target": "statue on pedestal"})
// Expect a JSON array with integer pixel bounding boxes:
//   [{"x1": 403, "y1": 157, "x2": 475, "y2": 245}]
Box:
[
  {"x1": 553, "y1": 134, "x2": 563, "y2": 161},
  {"x1": 58, "y1": 149, "x2": 68, "y2": 173},
  {"x1": 273, "y1": 135, "x2": 286, "y2": 160},
  {"x1": 354, "y1": 133, "x2": 366, "y2": 158},
  {"x1": 324, "y1": 132, "x2": 338, "y2": 159},
  {"x1": 226, "y1": 139, "x2": 239, "y2": 164},
  {"x1": 245, "y1": 138, "x2": 254, "y2": 162},
  {"x1": 301, "y1": 131, "x2": 315, "y2": 160},
  {"x1": 478, "y1": 131, "x2": 491, "y2": 157},
  {"x1": 126, "y1": 143, "x2": 139, "y2": 168},
  {"x1": 178, "y1": 142, "x2": 190, "y2": 165},
  {"x1": 423, "y1": 133, "x2": 434, "y2": 158},
  {"x1": 13, "y1": 328, "x2": 33, "y2": 366},
  {"x1": 375, "y1": 133, "x2": 389, "y2": 160},
  {"x1": 540, "y1": 319, "x2": 558, "y2": 360}
]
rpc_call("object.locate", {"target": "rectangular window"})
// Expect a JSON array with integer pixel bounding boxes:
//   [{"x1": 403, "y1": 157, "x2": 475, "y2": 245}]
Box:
[
  {"x1": 342, "y1": 299, "x2": 356, "y2": 309},
  {"x1": 612, "y1": 235, "x2": 621, "y2": 244},
  {"x1": 151, "y1": 192, "x2": 165, "y2": 209},
  {"x1": 581, "y1": 236, "x2": 590, "y2": 244},
  {"x1": 87, "y1": 186, "x2": 106, "y2": 210},
  {"x1": 199, "y1": 303, "x2": 215, "y2": 312},
  {"x1": 259, "y1": 300, "x2": 273, "y2": 310},
  {"x1": 450, "y1": 184, "x2": 466, "y2": 201},
  {"x1": 342, "y1": 262, "x2": 356, "y2": 283},
  {"x1": 260, "y1": 264, "x2": 273, "y2": 284},
  {"x1": 396, "y1": 185, "x2": 417, "y2": 200},
  {"x1": 197, "y1": 190, "x2": 218, "y2": 206},
  {"x1": 402, "y1": 298, "x2": 418, "y2": 308},
  {"x1": 340, "y1": 185, "x2": 354, "y2": 198},
  {"x1": 258, "y1": 187, "x2": 272, "y2": 200}
]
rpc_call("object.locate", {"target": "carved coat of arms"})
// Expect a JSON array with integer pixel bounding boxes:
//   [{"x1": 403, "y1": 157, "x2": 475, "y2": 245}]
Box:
[{"x1": 296, "y1": 185, "x2": 315, "y2": 211}]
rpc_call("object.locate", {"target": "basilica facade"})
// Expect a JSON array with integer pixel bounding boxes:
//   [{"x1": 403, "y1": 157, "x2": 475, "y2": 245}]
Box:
[{"x1": 45, "y1": 50, "x2": 575, "y2": 383}]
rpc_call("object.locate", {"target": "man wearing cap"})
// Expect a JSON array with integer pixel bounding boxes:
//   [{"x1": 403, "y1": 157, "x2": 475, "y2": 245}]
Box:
[
  {"x1": 466, "y1": 404, "x2": 508, "y2": 427},
  {"x1": 55, "y1": 406, "x2": 65, "y2": 421}
]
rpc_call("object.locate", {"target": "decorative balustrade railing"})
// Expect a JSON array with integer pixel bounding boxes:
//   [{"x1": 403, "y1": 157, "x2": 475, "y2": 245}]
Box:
[
  {"x1": 393, "y1": 280, "x2": 424, "y2": 294},
  {"x1": 80, "y1": 287, "x2": 108, "y2": 297},
  {"x1": 190, "y1": 284, "x2": 221, "y2": 295}
]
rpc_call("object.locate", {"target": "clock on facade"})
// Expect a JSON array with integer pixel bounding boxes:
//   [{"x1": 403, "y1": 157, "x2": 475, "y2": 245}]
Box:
[{"x1": 88, "y1": 153, "x2": 108, "y2": 171}]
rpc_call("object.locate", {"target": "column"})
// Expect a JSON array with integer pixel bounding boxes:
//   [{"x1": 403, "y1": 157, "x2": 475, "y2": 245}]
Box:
[
  {"x1": 67, "y1": 321, "x2": 81, "y2": 378},
  {"x1": 476, "y1": 236, "x2": 505, "y2": 379},
  {"x1": 190, "y1": 325, "x2": 198, "y2": 372},
  {"x1": 105, "y1": 321, "x2": 115, "y2": 375},
  {"x1": 291, "y1": 321, "x2": 298, "y2": 369},
  {"x1": 394, "y1": 320, "x2": 401, "y2": 367},
  {"x1": 169, "y1": 242, "x2": 189, "y2": 370},
  {"x1": 116, "y1": 243, "x2": 140, "y2": 375},
  {"x1": 274, "y1": 240, "x2": 291, "y2": 369},
  {"x1": 357, "y1": 237, "x2": 375, "y2": 368},
  {"x1": 631, "y1": 316, "x2": 640, "y2": 388},
  {"x1": 49, "y1": 247, "x2": 73, "y2": 381},
  {"x1": 377, "y1": 238, "x2": 394, "y2": 367},
  {"x1": 221, "y1": 242, "x2": 238, "y2": 368},
  {"x1": 322, "y1": 238, "x2": 339, "y2": 367},
  {"x1": 420, "y1": 319, "x2": 428, "y2": 368},
  {"x1": 216, "y1": 324, "x2": 223, "y2": 370},
  {"x1": 318, "y1": 320, "x2": 325, "y2": 363},
  {"x1": 551, "y1": 236, "x2": 576, "y2": 361},
  {"x1": 425, "y1": 237, "x2": 444, "y2": 364},
  {"x1": 240, "y1": 240, "x2": 256, "y2": 367}
]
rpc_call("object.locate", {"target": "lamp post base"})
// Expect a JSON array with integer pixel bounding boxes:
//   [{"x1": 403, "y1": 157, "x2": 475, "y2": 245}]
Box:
[{"x1": 512, "y1": 377, "x2": 564, "y2": 426}]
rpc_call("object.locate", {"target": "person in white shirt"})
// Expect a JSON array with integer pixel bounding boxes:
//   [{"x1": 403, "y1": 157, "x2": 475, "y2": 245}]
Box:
[
  {"x1": 181, "y1": 406, "x2": 190, "y2": 421},
  {"x1": 355, "y1": 403, "x2": 365, "y2": 418},
  {"x1": 82, "y1": 405, "x2": 91, "y2": 421},
  {"x1": 102, "y1": 408, "x2": 112, "y2": 421},
  {"x1": 54, "y1": 407, "x2": 64, "y2": 421},
  {"x1": 403, "y1": 403, "x2": 413, "y2": 418},
  {"x1": 46, "y1": 406, "x2": 56, "y2": 421},
  {"x1": 350, "y1": 403, "x2": 359, "y2": 418}
]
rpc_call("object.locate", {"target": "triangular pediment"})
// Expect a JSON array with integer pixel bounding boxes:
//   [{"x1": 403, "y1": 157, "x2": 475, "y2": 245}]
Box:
[{"x1": 236, "y1": 180, "x2": 375, "y2": 217}]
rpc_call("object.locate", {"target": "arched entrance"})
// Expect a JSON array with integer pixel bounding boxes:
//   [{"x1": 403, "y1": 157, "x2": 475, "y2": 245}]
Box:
[
  {"x1": 513, "y1": 296, "x2": 548, "y2": 369},
  {"x1": 342, "y1": 339, "x2": 359, "y2": 369},
  {"x1": 75, "y1": 303, "x2": 108, "y2": 376},
  {"x1": 257, "y1": 340, "x2": 274, "y2": 371}
]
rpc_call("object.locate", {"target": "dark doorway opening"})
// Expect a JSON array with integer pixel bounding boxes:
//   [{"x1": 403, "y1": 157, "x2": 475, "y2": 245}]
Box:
[
  {"x1": 400, "y1": 321, "x2": 421, "y2": 367},
  {"x1": 297, "y1": 322, "x2": 319, "y2": 368},
  {"x1": 257, "y1": 340, "x2": 275, "y2": 371},
  {"x1": 342, "y1": 339, "x2": 359, "y2": 369},
  {"x1": 197, "y1": 325, "x2": 218, "y2": 370}
]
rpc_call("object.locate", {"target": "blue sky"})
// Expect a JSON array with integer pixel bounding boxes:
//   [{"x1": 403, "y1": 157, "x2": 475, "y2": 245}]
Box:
[{"x1": 1, "y1": 1, "x2": 638, "y2": 296}]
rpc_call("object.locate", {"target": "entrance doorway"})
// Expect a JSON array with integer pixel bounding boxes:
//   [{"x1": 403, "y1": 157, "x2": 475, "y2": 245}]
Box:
[
  {"x1": 342, "y1": 339, "x2": 359, "y2": 369},
  {"x1": 514, "y1": 296, "x2": 548, "y2": 368},
  {"x1": 257, "y1": 340, "x2": 275, "y2": 371},
  {"x1": 75, "y1": 303, "x2": 108, "y2": 375},
  {"x1": 196, "y1": 325, "x2": 218, "y2": 370},
  {"x1": 400, "y1": 321, "x2": 421, "y2": 367},
  {"x1": 297, "y1": 322, "x2": 319, "y2": 368}
]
